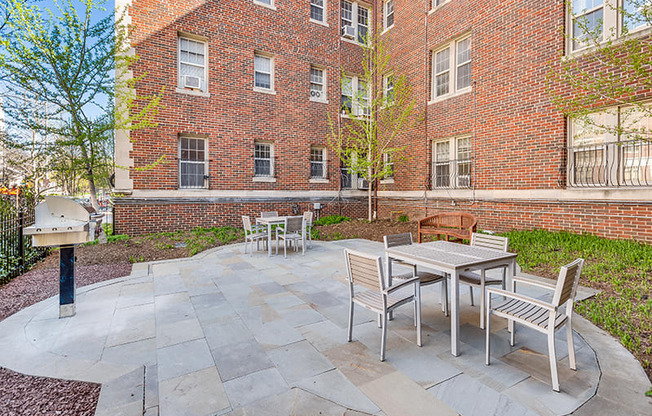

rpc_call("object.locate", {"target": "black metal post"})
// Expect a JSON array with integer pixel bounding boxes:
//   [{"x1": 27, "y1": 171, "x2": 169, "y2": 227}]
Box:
[
  {"x1": 59, "y1": 244, "x2": 76, "y2": 318},
  {"x1": 18, "y1": 211, "x2": 25, "y2": 272}
]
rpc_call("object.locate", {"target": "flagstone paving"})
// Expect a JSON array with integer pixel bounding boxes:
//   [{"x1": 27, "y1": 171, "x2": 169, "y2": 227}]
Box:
[{"x1": 0, "y1": 239, "x2": 650, "y2": 416}]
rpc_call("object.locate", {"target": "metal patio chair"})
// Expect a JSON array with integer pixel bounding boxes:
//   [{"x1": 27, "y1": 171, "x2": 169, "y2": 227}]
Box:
[
  {"x1": 460, "y1": 233, "x2": 510, "y2": 329},
  {"x1": 486, "y1": 258, "x2": 584, "y2": 392},
  {"x1": 242, "y1": 215, "x2": 268, "y2": 257},
  {"x1": 303, "y1": 211, "x2": 314, "y2": 248},
  {"x1": 261, "y1": 211, "x2": 279, "y2": 218},
  {"x1": 344, "y1": 249, "x2": 421, "y2": 361},
  {"x1": 383, "y1": 233, "x2": 449, "y2": 316},
  {"x1": 275, "y1": 215, "x2": 306, "y2": 258}
]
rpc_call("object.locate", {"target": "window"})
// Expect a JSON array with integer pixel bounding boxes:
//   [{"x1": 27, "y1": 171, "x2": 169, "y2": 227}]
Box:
[
  {"x1": 341, "y1": 76, "x2": 353, "y2": 113},
  {"x1": 179, "y1": 137, "x2": 207, "y2": 189},
  {"x1": 341, "y1": 1, "x2": 370, "y2": 44},
  {"x1": 310, "y1": 66, "x2": 327, "y2": 102},
  {"x1": 382, "y1": 153, "x2": 394, "y2": 180},
  {"x1": 432, "y1": 0, "x2": 449, "y2": 8},
  {"x1": 432, "y1": 137, "x2": 472, "y2": 188},
  {"x1": 383, "y1": 74, "x2": 394, "y2": 105},
  {"x1": 622, "y1": 0, "x2": 651, "y2": 32},
  {"x1": 569, "y1": 105, "x2": 652, "y2": 186},
  {"x1": 311, "y1": 0, "x2": 325, "y2": 22},
  {"x1": 384, "y1": 0, "x2": 394, "y2": 30},
  {"x1": 571, "y1": 0, "x2": 604, "y2": 50},
  {"x1": 254, "y1": 142, "x2": 273, "y2": 177},
  {"x1": 254, "y1": 0, "x2": 274, "y2": 8},
  {"x1": 432, "y1": 36, "x2": 472, "y2": 100},
  {"x1": 310, "y1": 147, "x2": 327, "y2": 179},
  {"x1": 178, "y1": 36, "x2": 207, "y2": 92},
  {"x1": 358, "y1": 80, "x2": 370, "y2": 115},
  {"x1": 254, "y1": 53, "x2": 274, "y2": 92},
  {"x1": 341, "y1": 76, "x2": 369, "y2": 116}
]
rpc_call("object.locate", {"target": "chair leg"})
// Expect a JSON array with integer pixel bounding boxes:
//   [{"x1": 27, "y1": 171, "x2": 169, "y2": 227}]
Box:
[
  {"x1": 480, "y1": 273, "x2": 486, "y2": 330},
  {"x1": 567, "y1": 318, "x2": 577, "y2": 370},
  {"x1": 284, "y1": 238, "x2": 287, "y2": 258},
  {"x1": 485, "y1": 310, "x2": 491, "y2": 365},
  {"x1": 380, "y1": 312, "x2": 388, "y2": 361},
  {"x1": 548, "y1": 328, "x2": 560, "y2": 392},
  {"x1": 347, "y1": 301, "x2": 354, "y2": 342},
  {"x1": 509, "y1": 319, "x2": 515, "y2": 347},
  {"x1": 301, "y1": 236, "x2": 305, "y2": 255},
  {"x1": 416, "y1": 284, "x2": 422, "y2": 347},
  {"x1": 469, "y1": 285, "x2": 475, "y2": 306},
  {"x1": 276, "y1": 234, "x2": 279, "y2": 255},
  {"x1": 441, "y1": 278, "x2": 449, "y2": 317}
]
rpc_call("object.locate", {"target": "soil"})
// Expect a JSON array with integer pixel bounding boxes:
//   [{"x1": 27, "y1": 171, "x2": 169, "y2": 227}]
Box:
[{"x1": 1, "y1": 219, "x2": 650, "y2": 414}]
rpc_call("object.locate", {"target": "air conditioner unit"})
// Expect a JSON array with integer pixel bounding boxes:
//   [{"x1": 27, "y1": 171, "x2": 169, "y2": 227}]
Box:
[
  {"x1": 358, "y1": 177, "x2": 370, "y2": 190},
  {"x1": 310, "y1": 90, "x2": 321, "y2": 98},
  {"x1": 184, "y1": 75, "x2": 201, "y2": 89},
  {"x1": 342, "y1": 25, "x2": 356, "y2": 40}
]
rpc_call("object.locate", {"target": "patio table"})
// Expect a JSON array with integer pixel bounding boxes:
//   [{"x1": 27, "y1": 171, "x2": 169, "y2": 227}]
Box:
[
  {"x1": 256, "y1": 216, "x2": 289, "y2": 256},
  {"x1": 385, "y1": 240, "x2": 517, "y2": 357}
]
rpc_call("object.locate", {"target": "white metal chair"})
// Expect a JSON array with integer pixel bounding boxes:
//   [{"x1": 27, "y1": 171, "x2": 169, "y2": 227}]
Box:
[
  {"x1": 460, "y1": 233, "x2": 510, "y2": 329},
  {"x1": 275, "y1": 215, "x2": 306, "y2": 258},
  {"x1": 383, "y1": 233, "x2": 448, "y2": 316},
  {"x1": 344, "y1": 249, "x2": 421, "y2": 361},
  {"x1": 261, "y1": 211, "x2": 279, "y2": 218},
  {"x1": 485, "y1": 258, "x2": 584, "y2": 392},
  {"x1": 242, "y1": 215, "x2": 268, "y2": 257},
  {"x1": 303, "y1": 211, "x2": 314, "y2": 248}
]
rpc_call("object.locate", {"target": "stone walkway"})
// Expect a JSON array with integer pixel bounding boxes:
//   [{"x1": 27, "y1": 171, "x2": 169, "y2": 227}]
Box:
[{"x1": 0, "y1": 240, "x2": 650, "y2": 416}]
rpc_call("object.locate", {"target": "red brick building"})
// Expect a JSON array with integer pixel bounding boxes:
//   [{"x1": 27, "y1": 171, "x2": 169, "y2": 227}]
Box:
[{"x1": 115, "y1": 0, "x2": 652, "y2": 242}]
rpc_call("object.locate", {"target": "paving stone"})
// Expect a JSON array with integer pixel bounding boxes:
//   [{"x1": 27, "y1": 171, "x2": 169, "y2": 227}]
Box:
[
  {"x1": 267, "y1": 340, "x2": 334, "y2": 384},
  {"x1": 323, "y1": 341, "x2": 396, "y2": 387},
  {"x1": 144, "y1": 364, "x2": 159, "y2": 412},
  {"x1": 157, "y1": 339, "x2": 214, "y2": 382},
  {"x1": 156, "y1": 318, "x2": 204, "y2": 348},
  {"x1": 154, "y1": 292, "x2": 196, "y2": 325},
  {"x1": 211, "y1": 339, "x2": 274, "y2": 382},
  {"x1": 277, "y1": 304, "x2": 325, "y2": 328},
  {"x1": 106, "y1": 303, "x2": 156, "y2": 348},
  {"x1": 202, "y1": 317, "x2": 255, "y2": 350},
  {"x1": 94, "y1": 366, "x2": 144, "y2": 416},
  {"x1": 102, "y1": 337, "x2": 157, "y2": 367},
  {"x1": 249, "y1": 320, "x2": 305, "y2": 349},
  {"x1": 223, "y1": 367, "x2": 289, "y2": 409},
  {"x1": 159, "y1": 367, "x2": 230, "y2": 416},
  {"x1": 117, "y1": 281, "x2": 155, "y2": 309},
  {"x1": 299, "y1": 320, "x2": 349, "y2": 352},
  {"x1": 153, "y1": 273, "x2": 185, "y2": 296}
]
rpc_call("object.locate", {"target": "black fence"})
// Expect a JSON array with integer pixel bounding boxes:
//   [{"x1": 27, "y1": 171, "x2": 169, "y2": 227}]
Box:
[{"x1": 0, "y1": 200, "x2": 48, "y2": 285}]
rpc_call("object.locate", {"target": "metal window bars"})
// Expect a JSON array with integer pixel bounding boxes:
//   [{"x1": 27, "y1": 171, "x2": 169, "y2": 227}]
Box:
[{"x1": 431, "y1": 158, "x2": 473, "y2": 189}]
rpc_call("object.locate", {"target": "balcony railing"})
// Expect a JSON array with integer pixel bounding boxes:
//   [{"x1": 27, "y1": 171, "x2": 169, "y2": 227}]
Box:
[
  {"x1": 568, "y1": 140, "x2": 652, "y2": 187},
  {"x1": 431, "y1": 158, "x2": 473, "y2": 189}
]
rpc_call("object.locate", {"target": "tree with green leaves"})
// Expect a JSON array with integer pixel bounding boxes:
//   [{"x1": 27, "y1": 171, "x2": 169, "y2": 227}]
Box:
[
  {"x1": 0, "y1": 0, "x2": 161, "y2": 210},
  {"x1": 328, "y1": 33, "x2": 418, "y2": 221}
]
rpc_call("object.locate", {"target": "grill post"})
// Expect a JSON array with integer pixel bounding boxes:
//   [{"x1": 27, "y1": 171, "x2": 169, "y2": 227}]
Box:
[{"x1": 59, "y1": 244, "x2": 76, "y2": 318}]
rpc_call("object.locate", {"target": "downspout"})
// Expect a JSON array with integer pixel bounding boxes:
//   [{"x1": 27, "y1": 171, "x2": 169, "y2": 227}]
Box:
[
  {"x1": 373, "y1": 1, "x2": 379, "y2": 220},
  {"x1": 338, "y1": 2, "x2": 343, "y2": 216},
  {"x1": 423, "y1": 0, "x2": 430, "y2": 217}
]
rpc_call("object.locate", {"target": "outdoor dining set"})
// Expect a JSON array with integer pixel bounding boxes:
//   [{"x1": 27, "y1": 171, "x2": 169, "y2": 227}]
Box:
[{"x1": 243, "y1": 211, "x2": 585, "y2": 392}]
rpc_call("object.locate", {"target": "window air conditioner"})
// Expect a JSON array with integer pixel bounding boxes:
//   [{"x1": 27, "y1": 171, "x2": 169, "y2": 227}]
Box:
[
  {"x1": 342, "y1": 25, "x2": 356, "y2": 40},
  {"x1": 184, "y1": 75, "x2": 201, "y2": 89},
  {"x1": 358, "y1": 177, "x2": 369, "y2": 190},
  {"x1": 311, "y1": 90, "x2": 321, "y2": 98}
]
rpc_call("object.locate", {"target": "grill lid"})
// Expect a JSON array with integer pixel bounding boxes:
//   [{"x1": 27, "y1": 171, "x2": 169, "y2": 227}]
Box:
[{"x1": 24, "y1": 196, "x2": 90, "y2": 235}]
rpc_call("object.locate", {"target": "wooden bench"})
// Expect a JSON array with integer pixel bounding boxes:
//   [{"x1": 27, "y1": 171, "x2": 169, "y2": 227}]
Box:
[{"x1": 418, "y1": 212, "x2": 478, "y2": 243}]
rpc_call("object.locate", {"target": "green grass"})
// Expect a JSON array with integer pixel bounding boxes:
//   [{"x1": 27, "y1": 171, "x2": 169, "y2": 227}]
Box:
[
  {"x1": 503, "y1": 229, "x2": 652, "y2": 377},
  {"x1": 313, "y1": 215, "x2": 351, "y2": 226},
  {"x1": 397, "y1": 214, "x2": 409, "y2": 222}
]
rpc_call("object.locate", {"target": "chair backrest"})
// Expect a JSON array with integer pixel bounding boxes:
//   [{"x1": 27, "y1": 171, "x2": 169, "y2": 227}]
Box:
[
  {"x1": 285, "y1": 215, "x2": 304, "y2": 233},
  {"x1": 242, "y1": 215, "x2": 252, "y2": 233},
  {"x1": 343, "y1": 249, "x2": 384, "y2": 292},
  {"x1": 552, "y1": 258, "x2": 584, "y2": 308},
  {"x1": 470, "y1": 233, "x2": 508, "y2": 252},
  {"x1": 383, "y1": 233, "x2": 413, "y2": 249},
  {"x1": 303, "y1": 211, "x2": 313, "y2": 225},
  {"x1": 261, "y1": 211, "x2": 279, "y2": 218}
]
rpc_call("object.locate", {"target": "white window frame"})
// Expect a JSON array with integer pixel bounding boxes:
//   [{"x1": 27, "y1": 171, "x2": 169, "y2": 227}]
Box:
[
  {"x1": 254, "y1": 52, "x2": 275, "y2": 94},
  {"x1": 432, "y1": 136, "x2": 473, "y2": 189},
  {"x1": 310, "y1": 65, "x2": 328, "y2": 103},
  {"x1": 253, "y1": 141, "x2": 275, "y2": 180},
  {"x1": 431, "y1": 35, "x2": 472, "y2": 102},
  {"x1": 620, "y1": 0, "x2": 652, "y2": 34},
  {"x1": 253, "y1": 0, "x2": 276, "y2": 11},
  {"x1": 310, "y1": 146, "x2": 328, "y2": 181},
  {"x1": 179, "y1": 137, "x2": 208, "y2": 189},
  {"x1": 430, "y1": 0, "x2": 450, "y2": 12},
  {"x1": 341, "y1": 1, "x2": 370, "y2": 45},
  {"x1": 383, "y1": 74, "x2": 394, "y2": 105},
  {"x1": 310, "y1": 0, "x2": 328, "y2": 25},
  {"x1": 341, "y1": 75, "x2": 370, "y2": 117},
  {"x1": 381, "y1": 152, "x2": 395, "y2": 183},
  {"x1": 384, "y1": 0, "x2": 394, "y2": 31},
  {"x1": 177, "y1": 35, "x2": 208, "y2": 94}
]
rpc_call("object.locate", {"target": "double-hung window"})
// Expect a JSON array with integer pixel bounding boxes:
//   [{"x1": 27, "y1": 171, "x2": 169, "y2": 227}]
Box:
[
  {"x1": 254, "y1": 142, "x2": 273, "y2": 177},
  {"x1": 311, "y1": 0, "x2": 325, "y2": 23},
  {"x1": 383, "y1": 74, "x2": 394, "y2": 105},
  {"x1": 432, "y1": 36, "x2": 472, "y2": 100},
  {"x1": 622, "y1": 0, "x2": 651, "y2": 32},
  {"x1": 341, "y1": 1, "x2": 370, "y2": 44},
  {"x1": 254, "y1": 52, "x2": 274, "y2": 92},
  {"x1": 179, "y1": 137, "x2": 207, "y2": 189},
  {"x1": 432, "y1": 0, "x2": 449, "y2": 8},
  {"x1": 310, "y1": 147, "x2": 327, "y2": 179},
  {"x1": 357, "y1": 80, "x2": 370, "y2": 115},
  {"x1": 384, "y1": 0, "x2": 394, "y2": 30},
  {"x1": 178, "y1": 36, "x2": 207, "y2": 92},
  {"x1": 382, "y1": 153, "x2": 394, "y2": 180},
  {"x1": 341, "y1": 76, "x2": 353, "y2": 114},
  {"x1": 341, "y1": 76, "x2": 369, "y2": 116},
  {"x1": 571, "y1": 0, "x2": 604, "y2": 50},
  {"x1": 432, "y1": 137, "x2": 472, "y2": 188},
  {"x1": 310, "y1": 66, "x2": 327, "y2": 102}
]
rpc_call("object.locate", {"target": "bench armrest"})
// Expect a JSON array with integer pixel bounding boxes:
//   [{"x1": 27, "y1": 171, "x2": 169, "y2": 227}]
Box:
[
  {"x1": 384, "y1": 276, "x2": 419, "y2": 294},
  {"x1": 486, "y1": 287, "x2": 556, "y2": 311},
  {"x1": 512, "y1": 275, "x2": 556, "y2": 291}
]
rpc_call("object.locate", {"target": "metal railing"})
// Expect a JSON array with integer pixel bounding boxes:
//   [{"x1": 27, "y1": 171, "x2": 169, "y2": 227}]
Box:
[
  {"x1": 340, "y1": 168, "x2": 370, "y2": 189},
  {"x1": 431, "y1": 158, "x2": 473, "y2": 189},
  {"x1": 567, "y1": 140, "x2": 652, "y2": 187}
]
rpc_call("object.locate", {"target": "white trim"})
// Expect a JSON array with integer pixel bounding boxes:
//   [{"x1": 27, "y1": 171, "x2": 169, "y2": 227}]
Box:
[
  {"x1": 431, "y1": 34, "x2": 472, "y2": 101},
  {"x1": 309, "y1": 178, "x2": 330, "y2": 183},
  {"x1": 310, "y1": 65, "x2": 328, "y2": 102},
  {"x1": 175, "y1": 87, "x2": 210, "y2": 98},
  {"x1": 310, "y1": 19, "x2": 330, "y2": 27},
  {"x1": 429, "y1": 0, "x2": 450, "y2": 14},
  {"x1": 254, "y1": 51, "x2": 275, "y2": 93},
  {"x1": 253, "y1": 0, "x2": 276, "y2": 10},
  {"x1": 253, "y1": 87, "x2": 277, "y2": 95},
  {"x1": 380, "y1": 178, "x2": 395, "y2": 184},
  {"x1": 310, "y1": 0, "x2": 327, "y2": 25},
  {"x1": 178, "y1": 35, "x2": 208, "y2": 93},
  {"x1": 340, "y1": 0, "x2": 370, "y2": 45},
  {"x1": 384, "y1": 0, "x2": 394, "y2": 31},
  {"x1": 178, "y1": 136, "x2": 208, "y2": 189},
  {"x1": 252, "y1": 177, "x2": 277, "y2": 182}
]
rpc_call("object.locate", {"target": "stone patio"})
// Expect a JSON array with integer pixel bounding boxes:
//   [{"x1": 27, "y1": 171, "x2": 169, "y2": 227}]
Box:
[{"x1": 0, "y1": 239, "x2": 650, "y2": 416}]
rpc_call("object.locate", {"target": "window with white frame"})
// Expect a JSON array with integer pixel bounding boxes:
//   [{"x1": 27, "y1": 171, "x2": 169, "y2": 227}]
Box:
[
  {"x1": 178, "y1": 36, "x2": 207, "y2": 92},
  {"x1": 311, "y1": 0, "x2": 325, "y2": 22},
  {"x1": 254, "y1": 53, "x2": 274, "y2": 91},
  {"x1": 179, "y1": 137, "x2": 207, "y2": 188},
  {"x1": 383, "y1": 74, "x2": 394, "y2": 105},
  {"x1": 622, "y1": 0, "x2": 651, "y2": 32},
  {"x1": 254, "y1": 142, "x2": 274, "y2": 177},
  {"x1": 310, "y1": 66, "x2": 327, "y2": 101},
  {"x1": 384, "y1": 0, "x2": 394, "y2": 30},
  {"x1": 432, "y1": 137, "x2": 472, "y2": 188},
  {"x1": 341, "y1": 76, "x2": 353, "y2": 114},
  {"x1": 569, "y1": 105, "x2": 652, "y2": 186},
  {"x1": 341, "y1": 1, "x2": 370, "y2": 44},
  {"x1": 432, "y1": 36, "x2": 472, "y2": 100},
  {"x1": 341, "y1": 76, "x2": 369, "y2": 116},
  {"x1": 382, "y1": 153, "x2": 394, "y2": 179},
  {"x1": 310, "y1": 147, "x2": 327, "y2": 178},
  {"x1": 358, "y1": 80, "x2": 370, "y2": 115},
  {"x1": 254, "y1": 0, "x2": 274, "y2": 7},
  {"x1": 432, "y1": 0, "x2": 449, "y2": 8},
  {"x1": 571, "y1": 0, "x2": 604, "y2": 50}
]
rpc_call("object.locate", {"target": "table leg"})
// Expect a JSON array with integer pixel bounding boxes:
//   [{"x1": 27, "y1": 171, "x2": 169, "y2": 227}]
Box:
[
  {"x1": 268, "y1": 223, "x2": 273, "y2": 256},
  {"x1": 451, "y1": 269, "x2": 460, "y2": 356}
]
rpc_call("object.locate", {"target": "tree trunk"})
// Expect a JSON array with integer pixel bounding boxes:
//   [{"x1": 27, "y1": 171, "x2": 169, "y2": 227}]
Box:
[
  {"x1": 368, "y1": 183, "x2": 373, "y2": 222},
  {"x1": 87, "y1": 173, "x2": 100, "y2": 212}
]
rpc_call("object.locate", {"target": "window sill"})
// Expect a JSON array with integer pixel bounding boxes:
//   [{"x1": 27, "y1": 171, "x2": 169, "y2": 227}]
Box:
[
  {"x1": 429, "y1": 1, "x2": 450, "y2": 15},
  {"x1": 309, "y1": 18, "x2": 329, "y2": 27},
  {"x1": 175, "y1": 87, "x2": 210, "y2": 98},
  {"x1": 309, "y1": 178, "x2": 329, "y2": 184},
  {"x1": 178, "y1": 187, "x2": 209, "y2": 190},
  {"x1": 253, "y1": 1, "x2": 276, "y2": 10},
  {"x1": 428, "y1": 87, "x2": 472, "y2": 105},
  {"x1": 381, "y1": 26, "x2": 393, "y2": 35},
  {"x1": 253, "y1": 176, "x2": 276, "y2": 182},
  {"x1": 310, "y1": 98, "x2": 329, "y2": 104},
  {"x1": 341, "y1": 37, "x2": 364, "y2": 47},
  {"x1": 567, "y1": 26, "x2": 652, "y2": 58},
  {"x1": 380, "y1": 178, "x2": 395, "y2": 184},
  {"x1": 254, "y1": 87, "x2": 277, "y2": 95}
]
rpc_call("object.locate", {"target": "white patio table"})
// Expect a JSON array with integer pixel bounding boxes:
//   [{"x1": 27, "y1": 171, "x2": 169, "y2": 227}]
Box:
[
  {"x1": 385, "y1": 240, "x2": 517, "y2": 357},
  {"x1": 256, "y1": 216, "x2": 289, "y2": 256}
]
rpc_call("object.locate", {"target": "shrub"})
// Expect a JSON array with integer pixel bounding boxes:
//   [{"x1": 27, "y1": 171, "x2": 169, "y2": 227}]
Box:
[
  {"x1": 397, "y1": 214, "x2": 409, "y2": 222},
  {"x1": 314, "y1": 215, "x2": 351, "y2": 226}
]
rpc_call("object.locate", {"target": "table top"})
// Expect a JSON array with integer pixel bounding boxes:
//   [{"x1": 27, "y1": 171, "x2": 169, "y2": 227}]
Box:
[
  {"x1": 256, "y1": 216, "x2": 290, "y2": 224},
  {"x1": 385, "y1": 240, "x2": 517, "y2": 271}
]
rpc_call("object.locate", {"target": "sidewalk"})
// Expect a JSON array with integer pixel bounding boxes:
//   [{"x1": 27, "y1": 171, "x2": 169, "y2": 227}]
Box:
[{"x1": 0, "y1": 239, "x2": 649, "y2": 416}]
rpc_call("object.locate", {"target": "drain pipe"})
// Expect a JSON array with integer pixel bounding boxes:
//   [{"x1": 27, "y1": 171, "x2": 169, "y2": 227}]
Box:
[{"x1": 423, "y1": 0, "x2": 430, "y2": 217}]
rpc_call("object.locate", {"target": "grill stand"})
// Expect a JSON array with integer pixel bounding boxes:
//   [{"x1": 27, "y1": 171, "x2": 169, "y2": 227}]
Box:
[{"x1": 59, "y1": 245, "x2": 76, "y2": 318}]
